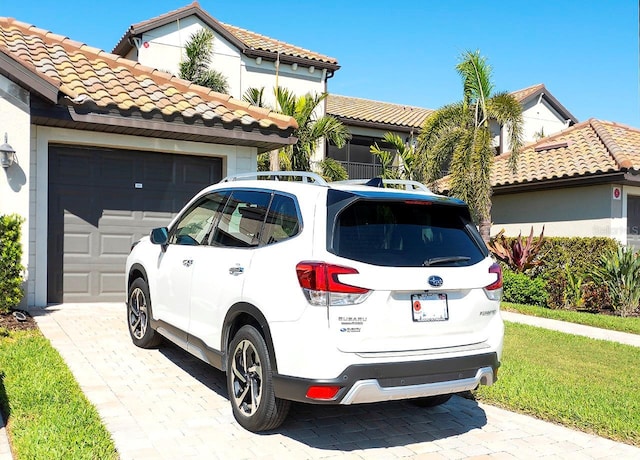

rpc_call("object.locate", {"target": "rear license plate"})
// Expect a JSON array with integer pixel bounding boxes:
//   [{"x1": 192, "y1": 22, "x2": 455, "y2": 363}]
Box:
[{"x1": 411, "y1": 293, "x2": 449, "y2": 322}]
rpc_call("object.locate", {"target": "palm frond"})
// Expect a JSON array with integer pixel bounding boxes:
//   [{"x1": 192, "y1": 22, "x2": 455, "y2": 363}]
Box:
[
  {"x1": 194, "y1": 69, "x2": 229, "y2": 94},
  {"x1": 243, "y1": 87, "x2": 268, "y2": 108},
  {"x1": 487, "y1": 92, "x2": 524, "y2": 171}
]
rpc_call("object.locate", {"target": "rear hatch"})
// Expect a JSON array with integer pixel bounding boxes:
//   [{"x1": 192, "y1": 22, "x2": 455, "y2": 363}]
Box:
[{"x1": 324, "y1": 189, "x2": 501, "y2": 354}]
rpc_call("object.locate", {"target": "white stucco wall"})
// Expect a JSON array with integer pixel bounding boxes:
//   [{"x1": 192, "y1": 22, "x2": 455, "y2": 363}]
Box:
[
  {"x1": 491, "y1": 184, "x2": 622, "y2": 242},
  {"x1": 0, "y1": 75, "x2": 31, "y2": 307},
  {"x1": 31, "y1": 127, "x2": 254, "y2": 307},
  {"x1": 501, "y1": 96, "x2": 571, "y2": 153},
  {"x1": 132, "y1": 17, "x2": 328, "y2": 161}
]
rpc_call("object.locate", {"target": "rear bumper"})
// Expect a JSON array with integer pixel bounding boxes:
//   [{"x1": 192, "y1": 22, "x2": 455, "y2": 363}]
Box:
[{"x1": 272, "y1": 352, "x2": 498, "y2": 404}]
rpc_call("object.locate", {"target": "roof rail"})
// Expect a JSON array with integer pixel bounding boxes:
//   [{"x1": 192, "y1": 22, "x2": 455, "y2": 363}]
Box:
[
  {"x1": 221, "y1": 171, "x2": 329, "y2": 186},
  {"x1": 334, "y1": 178, "x2": 432, "y2": 193}
]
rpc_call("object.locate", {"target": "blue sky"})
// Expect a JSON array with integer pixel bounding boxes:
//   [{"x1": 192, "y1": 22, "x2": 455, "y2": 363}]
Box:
[{"x1": 4, "y1": 1, "x2": 639, "y2": 127}]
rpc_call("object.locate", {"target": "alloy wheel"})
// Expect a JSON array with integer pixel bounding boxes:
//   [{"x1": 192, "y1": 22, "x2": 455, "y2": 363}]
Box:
[
  {"x1": 128, "y1": 287, "x2": 148, "y2": 340},
  {"x1": 231, "y1": 339, "x2": 263, "y2": 416}
]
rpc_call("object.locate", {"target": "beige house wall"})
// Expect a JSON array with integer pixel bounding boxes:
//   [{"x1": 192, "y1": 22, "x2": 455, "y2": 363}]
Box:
[
  {"x1": 491, "y1": 184, "x2": 623, "y2": 242},
  {"x1": 0, "y1": 75, "x2": 31, "y2": 307}
]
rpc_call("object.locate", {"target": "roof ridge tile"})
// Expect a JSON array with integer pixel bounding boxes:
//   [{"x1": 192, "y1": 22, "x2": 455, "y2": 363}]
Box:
[{"x1": 590, "y1": 119, "x2": 634, "y2": 169}]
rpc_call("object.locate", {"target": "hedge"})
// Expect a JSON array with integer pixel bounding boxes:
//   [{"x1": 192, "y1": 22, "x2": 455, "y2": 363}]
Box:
[{"x1": 0, "y1": 214, "x2": 25, "y2": 313}]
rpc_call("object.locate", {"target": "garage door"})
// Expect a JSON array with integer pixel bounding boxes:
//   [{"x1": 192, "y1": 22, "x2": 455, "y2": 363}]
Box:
[{"x1": 48, "y1": 145, "x2": 223, "y2": 303}]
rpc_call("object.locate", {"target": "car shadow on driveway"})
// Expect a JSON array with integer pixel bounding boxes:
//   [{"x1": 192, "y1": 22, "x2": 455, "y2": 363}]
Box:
[{"x1": 159, "y1": 339, "x2": 488, "y2": 451}]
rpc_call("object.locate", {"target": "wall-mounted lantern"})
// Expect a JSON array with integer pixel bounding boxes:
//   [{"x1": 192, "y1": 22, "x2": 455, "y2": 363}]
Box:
[{"x1": 0, "y1": 133, "x2": 16, "y2": 168}]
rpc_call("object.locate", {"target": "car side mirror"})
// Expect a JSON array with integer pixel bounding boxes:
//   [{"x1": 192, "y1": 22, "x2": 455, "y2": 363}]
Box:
[{"x1": 150, "y1": 227, "x2": 169, "y2": 246}]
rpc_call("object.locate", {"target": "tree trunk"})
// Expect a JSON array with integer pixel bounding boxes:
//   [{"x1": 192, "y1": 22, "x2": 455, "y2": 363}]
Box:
[
  {"x1": 479, "y1": 218, "x2": 491, "y2": 243},
  {"x1": 269, "y1": 150, "x2": 280, "y2": 171},
  {"x1": 479, "y1": 201, "x2": 492, "y2": 243}
]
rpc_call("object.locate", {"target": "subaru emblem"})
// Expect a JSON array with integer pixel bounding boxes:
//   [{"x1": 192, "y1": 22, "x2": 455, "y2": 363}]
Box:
[{"x1": 428, "y1": 275, "x2": 443, "y2": 287}]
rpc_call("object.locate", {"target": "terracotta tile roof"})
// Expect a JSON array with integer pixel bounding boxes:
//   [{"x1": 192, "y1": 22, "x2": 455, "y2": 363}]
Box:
[
  {"x1": 0, "y1": 17, "x2": 297, "y2": 136},
  {"x1": 113, "y1": 2, "x2": 338, "y2": 70},
  {"x1": 328, "y1": 84, "x2": 575, "y2": 132},
  {"x1": 510, "y1": 83, "x2": 545, "y2": 102},
  {"x1": 326, "y1": 94, "x2": 434, "y2": 130},
  {"x1": 492, "y1": 119, "x2": 640, "y2": 188},
  {"x1": 218, "y1": 22, "x2": 338, "y2": 66}
]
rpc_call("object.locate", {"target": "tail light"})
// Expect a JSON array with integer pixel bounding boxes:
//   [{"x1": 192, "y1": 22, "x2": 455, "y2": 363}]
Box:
[
  {"x1": 484, "y1": 262, "x2": 503, "y2": 301},
  {"x1": 296, "y1": 261, "x2": 371, "y2": 306}
]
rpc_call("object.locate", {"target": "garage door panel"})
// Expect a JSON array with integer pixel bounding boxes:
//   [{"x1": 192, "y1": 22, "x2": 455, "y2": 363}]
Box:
[
  {"x1": 98, "y1": 156, "x2": 136, "y2": 186},
  {"x1": 64, "y1": 232, "x2": 92, "y2": 255},
  {"x1": 48, "y1": 145, "x2": 223, "y2": 303},
  {"x1": 99, "y1": 273, "x2": 125, "y2": 296},
  {"x1": 100, "y1": 233, "x2": 134, "y2": 256},
  {"x1": 52, "y1": 153, "x2": 93, "y2": 186}
]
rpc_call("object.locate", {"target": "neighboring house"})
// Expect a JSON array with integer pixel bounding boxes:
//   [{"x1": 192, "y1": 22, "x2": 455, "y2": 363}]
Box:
[
  {"x1": 325, "y1": 94, "x2": 433, "y2": 178},
  {"x1": 327, "y1": 84, "x2": 577, "y2": 179},
  {"x1": 110, "y1": 4, "x2": 579, "y2": 180},
  {"x1": 489, "y1": 119, "x2": 640, "y2": 247},
  {"x1": 0, "y1": 17, "x2": 296, "y2": 307},
  {"x1": 497, "y1": 83, "x2": 577, "y2": 153},
  {"x1": 112, "y1": 1, "x2": 339, "y2": 161}
]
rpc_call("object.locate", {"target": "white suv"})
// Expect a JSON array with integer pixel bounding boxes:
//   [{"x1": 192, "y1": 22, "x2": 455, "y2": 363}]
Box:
[{"x1": 125, "y1": 172, "x2": 504, "y2": 432}]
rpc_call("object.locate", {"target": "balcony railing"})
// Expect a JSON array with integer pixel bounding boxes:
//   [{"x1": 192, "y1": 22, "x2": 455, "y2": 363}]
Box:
[{"x1": 337, "y1": 161, "x2": 383, "y2": 180}]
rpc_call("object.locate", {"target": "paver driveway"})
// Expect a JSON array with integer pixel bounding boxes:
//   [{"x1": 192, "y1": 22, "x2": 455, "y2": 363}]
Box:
[{"x1": 34, "y1": 304, "x2": 640, "y2": 459}]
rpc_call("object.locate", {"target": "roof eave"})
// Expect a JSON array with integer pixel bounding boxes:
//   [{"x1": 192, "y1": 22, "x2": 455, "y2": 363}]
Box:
[
  {"x1": 0, "y1": 50, "x2": 60, "y2": 102},
  {"x1": 520, "y1": 86, "x2": 578, "y2": 125},
  {"x1": 331, "y1": 116, "x2": 420, "y2": 133},
  {"x1": 242, "y1": 48, "x2": 340, "y2": 71},
  {"x1": 491, "y1": 170, "x2": 627, "y2": 195}
]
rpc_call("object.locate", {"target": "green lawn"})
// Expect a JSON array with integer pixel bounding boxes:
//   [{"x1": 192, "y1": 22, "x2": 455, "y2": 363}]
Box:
[
  {"x1": 0, "y1": 330, "x2": 118, "y2": 459},
  {"x1": 474, "y1": 321, "x2": 640, "y2": 446},
  {"x1": 502, "y1": 302, "x2": 640, "y2": 335}
]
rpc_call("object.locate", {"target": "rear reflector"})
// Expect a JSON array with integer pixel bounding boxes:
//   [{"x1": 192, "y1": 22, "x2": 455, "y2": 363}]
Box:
[{"x1": 306, "y1": 385, "x2": 341, "y2": 400}]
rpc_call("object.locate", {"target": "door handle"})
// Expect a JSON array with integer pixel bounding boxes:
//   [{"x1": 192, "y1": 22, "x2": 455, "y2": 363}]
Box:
[
  {"x1": 183, "y1": 259, "x2": 193, "y2": 267},
  {"x1": 229, "y1": 266, "x2": 244, "y2": 275}
]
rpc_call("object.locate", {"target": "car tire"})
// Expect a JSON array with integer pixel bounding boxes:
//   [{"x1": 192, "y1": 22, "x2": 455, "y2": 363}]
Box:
[
  {"x1": 411, "y1": 393, "x2": 453, "y2": 408},
  {"x1": 127, "y1": 278, "x2": 161, "y2": 348},
  {"x1": 227, "y1": 325, "x2": 290, "y2": 432}
]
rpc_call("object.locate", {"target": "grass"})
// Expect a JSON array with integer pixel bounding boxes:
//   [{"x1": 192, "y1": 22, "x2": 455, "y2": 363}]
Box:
[
  {"x1": 502, "y1": 302, "x2": 640, "y2": 335},
  {"x1": 0, "y1": 329, "x2": 118, "y2": 459},
  {"x1": 474, "y1": 321, "x2": 640, "y2": 446}
]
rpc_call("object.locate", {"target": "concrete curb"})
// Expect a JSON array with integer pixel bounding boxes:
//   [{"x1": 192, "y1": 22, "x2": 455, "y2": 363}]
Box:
[{"x1": 0, "y1": 410, "x2": 12, "y2": 460}]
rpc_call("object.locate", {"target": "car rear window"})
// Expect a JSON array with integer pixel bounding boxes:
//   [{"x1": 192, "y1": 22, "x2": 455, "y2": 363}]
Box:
[{"x1": 331, "y1": 199, "x2": 486, "y2": 267}]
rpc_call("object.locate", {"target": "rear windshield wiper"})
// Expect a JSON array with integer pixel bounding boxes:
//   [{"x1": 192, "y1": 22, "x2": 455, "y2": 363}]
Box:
[{"x1": 423, "y1": 256, "x2": 471, "y2": 266}]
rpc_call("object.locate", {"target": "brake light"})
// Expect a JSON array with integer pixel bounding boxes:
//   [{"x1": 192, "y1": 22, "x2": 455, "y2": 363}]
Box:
[
  {"x1": 306, "y1": 385, "x2": 341, "y2": 400},
  {"x1": 484, "y1": 263, "x2": 503, "y2": 300},
  {"x1": 296, "y1": 261, "x2": 371, "y2": 306}
]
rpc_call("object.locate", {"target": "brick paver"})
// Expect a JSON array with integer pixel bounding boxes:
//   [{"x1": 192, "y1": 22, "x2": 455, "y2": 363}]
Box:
[{"x1": 33, "y1": 304, "x2": 640, "y2": 459}]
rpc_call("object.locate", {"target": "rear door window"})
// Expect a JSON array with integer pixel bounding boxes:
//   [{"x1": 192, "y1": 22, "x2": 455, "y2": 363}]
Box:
[
  {"x1": 261, "y1": 194, "x2": 301, "y2": 245},
  {"x1": 211, "y1": 190, "x2": 271, "y2": 248},
  {"x1": 332, "y1": 200, "x2": 486, "y2": 267}
]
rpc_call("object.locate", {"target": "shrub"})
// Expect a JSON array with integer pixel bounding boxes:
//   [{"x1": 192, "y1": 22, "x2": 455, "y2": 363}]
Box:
[
  {"x1": 502, "y1": 270, "x2": 548, "y2": 307},
  {"x1": 0, "y1": 214, "x2": 25, "y2": 313},
  {"x1": 582, "y1": 281, "x2": 612, "y2": 313},
  {"x1": 493, "y1": 236, "x2": 619, "y2": 310},
  {"x1": 563, "y1": 264, "x2": 584, "y2": 309},
  {"x1": 532, "y1": 237, "x2": 619, "y2": 279},
  {"x1": 592, "y1": 246, "x2": 640, "y2": 317},
  {"x1": 487, "y1": 227, "x2": 545, "y2": 273}
]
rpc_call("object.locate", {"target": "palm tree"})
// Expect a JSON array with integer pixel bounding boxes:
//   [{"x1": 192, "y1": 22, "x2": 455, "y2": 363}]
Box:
[
  {"x1": 417, "y1": 50, "x2": 523, "y2": 241},
  {"x1": 370, "y1": 132, "x2": 418, "y2": 180},
  {"x1": 244, "y1": 87, "x2": 351, "y2": 174},
  {"x1": 179, "y1": 29, "x2": 229, "y2": 94}
]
